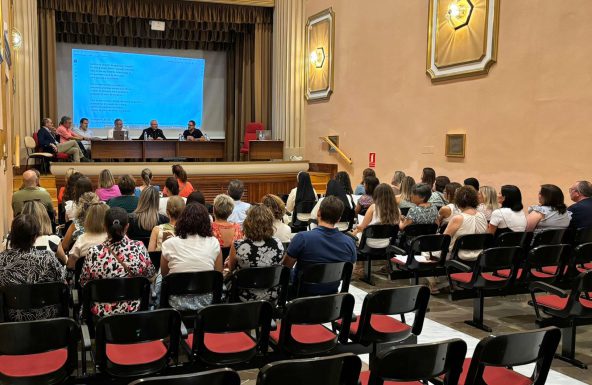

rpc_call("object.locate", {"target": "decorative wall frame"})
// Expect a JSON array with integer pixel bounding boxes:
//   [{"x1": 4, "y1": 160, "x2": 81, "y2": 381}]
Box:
[
  {"x1": 445, "y1": 134, "x2": 466, "y2": 158},
  {"x1": 306, "y1": 8, "x2": 334, "y2": 101},
  {"x1": 427, "y1": 0, "x2": 500, "y2": 82}
]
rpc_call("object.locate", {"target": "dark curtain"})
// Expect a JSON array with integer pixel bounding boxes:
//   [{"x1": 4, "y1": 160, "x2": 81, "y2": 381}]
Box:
[{"x1": 37, "y1": 0, "x2": 273, "y2": 161}]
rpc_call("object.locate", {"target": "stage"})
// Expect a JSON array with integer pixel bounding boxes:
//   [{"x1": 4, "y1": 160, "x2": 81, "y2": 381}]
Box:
[{"x1": 51, "y1": 161, "x2": 333, "y2": 203}]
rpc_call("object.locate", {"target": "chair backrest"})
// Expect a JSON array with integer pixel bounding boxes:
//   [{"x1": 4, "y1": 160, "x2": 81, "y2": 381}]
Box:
[
  {"x1": 0, "y1": 318, "x2": 79, "y2": 384},
  {"x1": 192, "y1": 301, "x2": 273, "y2": 366},
  {"x1": 403, "y1": 223, "x2": 439, "y2": 238},
  {"x1": 32, "y1": 131, "x2": 41, "y2": 149},
  {"x1": 531, "y1": 228, "x2": 567, "y2": 248},
  {"x1": 257, "y1": 353, "x2": 361, "y2": 385},
  {"x1": 356, "y1": 286, "x2": 430, "y2": 345},
  {"x1": 24, "y1": 136, "x2": 37, "y2": 150},
  {"x1": 523, "y1": 244, "x2": 569, "y2": 282},
  {"x1": 400, "y1": 207, "x2": 411, "y2": 217},
  {"x1": 464, "y1": 247, "x2": 522, "y2": 288},
  {"x1": 148, "y1": 251, "x2": 161, "y2": 271},
  {"x1": 494, "y1": 231, "x2": 532, "y2": 249},
  {"x1": 228, "y1": 266, "x2": 290, "y2": 306},
  {"x1": 358, "y1": 224, "x2": 399, "y2": 253},
  {"x1": 0, "y1": 282, "x2": 69, "y2": 322},
  {"x1": 95, "y1": 309, "x2": 181, "y2": 377},
  {"x1": 128, "y1": 368, "x2": 241, "y2": 385},
  {"x1": 292, "y1": 200, "x2": 317, "y2": 226},
  {"x1": 82, "y1": 277, "x2": 151, "y2": 325},
  {"x1": 571, "y1": 242, "x2": 592, "y2": 273},
  {"x1": 463, "y1": 327, "x2": 561, "y2": 385},
  {"x1": 160, "y1": 271, "x2": 223, "y2": 325},
  {"x1": 368, "y1": 339, "x2": 467, "y2": 385},
  {"x1": 406, "y1": 234, "x2": 451, "y2": 266},
  {"x1": 279, "y1": 293, "x2": 355, "y2": 356},
  {"x1": 573, "y1": 226, "x2": 592, "y2": 246},
  {"x1": 246, "y1": 122, "x2": 263, "y2": 134},
  {"x1": 565, "y1": 270, "x2": 592, "y2": 316},
  {"x1": 450, "y1": 233, "x2": 493, "y2": 261},
  {"x1": 295, "y1": 262, "x2": 353, "y2": 297}
]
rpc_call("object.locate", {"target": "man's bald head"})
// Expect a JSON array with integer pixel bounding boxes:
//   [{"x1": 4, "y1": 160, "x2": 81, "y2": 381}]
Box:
[{"x1": 22, "y1": 170, "x2": 38, "y2": 188}]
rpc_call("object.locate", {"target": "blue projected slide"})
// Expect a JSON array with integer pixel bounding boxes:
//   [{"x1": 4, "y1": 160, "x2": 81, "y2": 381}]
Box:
[{"x1": 72, "y1": 49, "x2": 205, "y2": 129}]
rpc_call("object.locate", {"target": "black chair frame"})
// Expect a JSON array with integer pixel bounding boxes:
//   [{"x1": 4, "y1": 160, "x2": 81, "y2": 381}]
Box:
[
  {"x1": 294, "y1": 262, "x2": 352, "y2": 298},
  {"x1": 291, "y1": 200, "x2": 317, "y2": 233},
  {"x1": 357, "y1": 224, "x2": 399, "y2": 285},
  {"x1": 388, "y1": 234, "x2": 451, "y2": 284},
  {"x1": 0, "y1": 282, "x2": 69, "y2": 322},
  {"x1": 128, "y1": 367, "x2": 241, "y2": 385},
  {"x1": 228, "y1": 266, "x2": 290, "y2": 314}
]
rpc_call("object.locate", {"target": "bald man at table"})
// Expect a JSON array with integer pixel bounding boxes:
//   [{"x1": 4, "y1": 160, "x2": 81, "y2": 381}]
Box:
[{"x1": 139, "y1": 120, "x2": 166, "y2": 140}]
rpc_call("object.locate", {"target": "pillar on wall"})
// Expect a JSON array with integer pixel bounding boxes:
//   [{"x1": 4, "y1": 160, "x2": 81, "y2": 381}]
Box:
[
  {"x1": 13, "y1": 0, "x2": 40, "y2": 167},
  {"x1": 272, "y1": 0, "x2": 306, "y2": 159}
]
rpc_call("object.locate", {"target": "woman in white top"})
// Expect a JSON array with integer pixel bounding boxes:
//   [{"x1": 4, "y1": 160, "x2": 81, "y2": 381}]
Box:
[
  {"x1": 444, "y1": 186, "x2": 488, "y2": 261},
  {"x1": 352, "y1": 183, "x2": 400, "y2": 248},
  {"x1": 261, "y1": 194, "x2": 292, "y2": 243},
  {"x1": 21, "y1": 201, "x2": 62, "y2": 257},
  {"x1": 526, "y1": 184, "x2": 572, "y2": 232},
  {"x1": 286, "y1": 172, "x2": 318, "y2": 221},
  {"x1": 66, "y1": 202, "x2": 108, "y2": 269},
  {"x1": 477, "y1": 186, "x2": 499, "y2": 221},
  {"x1": 438, "y1": 182, "x2": 462, "y2": 227},
  {"x1": 488, "y1": 185, "x2": 527, "y2": 234},
  {"x1": 159, "y1": 177, "x2": 187, "y2": 216}
]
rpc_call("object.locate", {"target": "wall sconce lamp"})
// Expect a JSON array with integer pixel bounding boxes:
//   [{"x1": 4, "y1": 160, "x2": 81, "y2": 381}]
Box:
[
  {"x1": 11, "y1": 28, "x2": 23, "y2": 50},
  {"x1": 309, "y1": 47, "x2": 326, "y2": 68},
  {"x1": 447, "y1": 0, "x2": 474, "y2": 30}
]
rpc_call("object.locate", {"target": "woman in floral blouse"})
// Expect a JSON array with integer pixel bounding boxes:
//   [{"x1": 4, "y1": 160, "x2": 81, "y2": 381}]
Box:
[{"x1": 80, "y1": 207, "x2": 155, "y2": 317}]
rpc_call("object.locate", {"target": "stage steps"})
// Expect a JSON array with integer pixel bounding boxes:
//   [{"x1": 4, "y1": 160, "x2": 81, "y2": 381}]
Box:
[{"x1": 12, "y1": 175, "x2": 59, "y2": 208}]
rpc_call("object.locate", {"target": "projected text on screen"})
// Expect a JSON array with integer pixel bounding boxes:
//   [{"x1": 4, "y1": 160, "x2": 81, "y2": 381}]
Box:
[{"x1": 72, "y1": 49, "x2": 205, "y2": 129}]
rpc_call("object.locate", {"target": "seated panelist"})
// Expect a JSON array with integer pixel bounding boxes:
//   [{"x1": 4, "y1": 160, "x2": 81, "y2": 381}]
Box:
[
  {"x1": 139, "y1": 119, "x2": 166, "y2": 140},
  {"x1": 183, "y1": 120, "x2": 206, "y2": 141},
  {"x1": 108, "y1": 118, "x2": 129, "y2": 140}
]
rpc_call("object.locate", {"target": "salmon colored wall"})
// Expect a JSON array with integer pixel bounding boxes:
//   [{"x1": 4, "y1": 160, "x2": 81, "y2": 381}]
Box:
[{"x1": 305, "y1": 0, "x2": 592, "y2": 205}]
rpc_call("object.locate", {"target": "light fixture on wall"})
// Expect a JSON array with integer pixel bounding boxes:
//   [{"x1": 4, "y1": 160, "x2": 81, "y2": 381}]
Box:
[
  {"x1": 11, "y1": 28, "x2": 23, "y2": 50},
  {"x1": 309, "y1": 47, "x2": 326, "y2": 68},
  {"x1": 447, "y1": 0, "x2": 474, "y2": 30}
]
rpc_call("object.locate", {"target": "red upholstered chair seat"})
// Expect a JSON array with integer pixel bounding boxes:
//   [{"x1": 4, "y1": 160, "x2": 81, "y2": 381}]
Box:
[
  {"x1": 535, "y1": 294, "x2": 592, "y2": 311},
  {"x1": 106, "y1": 341, "x2": 167, "y2": 365},
  {"x1": 269, "y1": 323, "x2": 336, "y2": 344},
  {"x1": 541, "y1": 266, "x2": 568, "y2": 275},
  {"x1": 0, "y1": 349, "x2": 67, "y2": 377},
  {"x1": 497, "y1": 268, "x2": 555, "y2": 279},
  {"x1": 337, "y1": 314, "x2": 411, "y2": 336},
  {"x1": 450, "y1": 272, "x2": 506, "y2": 284},
  {"x1": 458, "y1": 358, "x2": 533, "y2": 385},
  {"x1": 55, "y1": 152, "x2": 70, "y2": 160},
  {"x1": 186, "y1": 332, "x2": 257, "y2": 353},
  {"x1": 359, "y1": 370, "x2": 423, "y2": 385}
]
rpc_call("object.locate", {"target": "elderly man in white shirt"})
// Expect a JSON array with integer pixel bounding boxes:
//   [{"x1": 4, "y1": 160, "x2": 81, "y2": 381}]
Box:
[{"x1": 226, "y1": 179, "x2": 251, "y2": 224}]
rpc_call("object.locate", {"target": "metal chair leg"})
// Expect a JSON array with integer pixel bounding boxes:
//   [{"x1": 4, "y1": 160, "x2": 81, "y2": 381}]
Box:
[
  {"x1": 554, "y1": 326, "x2": 588, "y2": 369},
  {"x1": 464, "y1": 291, "x2": 492, "y2": 332}
]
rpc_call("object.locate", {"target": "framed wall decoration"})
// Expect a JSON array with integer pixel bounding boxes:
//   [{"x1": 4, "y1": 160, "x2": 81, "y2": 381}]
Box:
[
  {"x1": 306, "y1": 8, "x2": 334, "y2": 101},
  {"x1": 445, "y1": 134, "x2": 466, "y2": 158},
  {"x1": 427, "y1": 0, "x2": 500, "y2": 82}
]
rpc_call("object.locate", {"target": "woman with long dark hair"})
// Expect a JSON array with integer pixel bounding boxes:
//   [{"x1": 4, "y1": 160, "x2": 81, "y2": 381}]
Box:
[
  {"x1": 311, "y1": 180, "x2": 355, "y2": 231},
  {"x1": 488, "y1": 185, "x2": 527, "y2": 234},
  {"x1": 526, "y1": 184, "x2": 571, "y2": 232},
  {"x1": 172, "y1": 165, "x2": 194, "y2": 198}
]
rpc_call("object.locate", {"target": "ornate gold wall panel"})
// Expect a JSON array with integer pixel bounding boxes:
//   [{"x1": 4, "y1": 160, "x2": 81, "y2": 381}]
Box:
[{"x1": 305, "y1": 8, "x2": 334, "y2": 100}]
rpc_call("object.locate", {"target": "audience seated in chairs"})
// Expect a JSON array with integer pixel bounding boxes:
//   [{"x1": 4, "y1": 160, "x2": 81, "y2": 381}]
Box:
[
  {"x1": 65, "y1": 202, "x2": 108, "y2": 269},
  {"x1": 526, "y1": 184, "x2": 571, "y2": 233},
  {"x1": 391, "y1": 170, "x2": 406, "y2": 195},
  {"x1": 212, "y1": 194, "x2": 244, "y2": 259},
  {"x1": 284, "y1": 196, "x2": 356, "y2": 295},
  {"x1": 225, "y1": 204, "x2": 284, "y2": 302},
  {"x1": 80, "y1": 207, "x2": 155, "y2": 317},
  {"x1": 464, "y1": 177, "x2": 480, "y2": 191},
  {"x1": 438, "y1": 182, "x2": 462, "y2": 228},
  {"x1": 20, "y1": 201, "x2": 61, "y2": 256},
  {"x1": 227, "y1": 179, "x2": 251, "y2": 224},
  {"x1": 0, "y1": 214, "x2": 65, "y2": 321},
  {"x1": 57, "y1": 167, "x2": 77, "y2": 206},
  {"x1": 59, "y1": 192, "x2": 101, "y2": 258},
  {"x1": 159, "y1": 176, "x2": 186, "y2": 216},
  {"x1": 433, "y1": 175, "x2": 450, "y2": 204},
  {"x1": 335, "y1": 170, "x2": 355, "y2": 196},
  {"x1": 421, "y1": 167, "x2": 446, "y2": 207},
  {"x1": 568, "y1": 180, "x2": 592, "y2": 229},
  {"x1": 173, "y1": 164, "x2": 195, "y2": 198},
  {"x1": 286, "y1": 172, "x2": 318, "y2": 223},
  {"x1": 148, "y1": 196, "x2": 185, "y2": 252},
  {"x1": 60, "y1": 171, "x2": 82, "y2": 222},
  {"x1": 396, "y1": 175, "x2": 416, "y2": 210},
  {"x1": 135, "y1": 167, "x2": 161, "y2": 197},
  {"x1": 354, "y1": 168, "x2": 375, "y2": 195},
  {"x1": 11, "y1": 169, "x2": 54, "y2": 216},
  {"x1": 95, "y1": 169, "x2": 121, "y2": 202},
  {"x1": 487, "y1": 185, "x2": 527, "y2": 234},
  {"x1": 355, "y1": 175, "x2": 378, "y2": 217},
  {"x1": 261, "y1": 194, "x2": 291, "y2": 242},
  {"x1": 107, "y1": 174, "x2": 140, "y2": 213},
  {"x1": 399, "y1": 183, "x2": 438, "y2": 231},
  {"x1": 312, "y1": 180, "x2": 356, "y2": 232},
  {"x1": 353, "y1": 183, "x2": 400, "y2": 246},
  {"x1": 65, "y1": 175, "x2": 93, "y2": 222},
  {"x1": 160, "y1": 203, "x2": 223, "y2": 310},
  {"x1": 476, "y1": 186, "x2": 498, "y2": 222},
  {"x1": 444, "y1": 186, "x2": 488, "y2": 262},
  {"x1": 128, "y1": 187, "x2": 169, "y2": 244}
]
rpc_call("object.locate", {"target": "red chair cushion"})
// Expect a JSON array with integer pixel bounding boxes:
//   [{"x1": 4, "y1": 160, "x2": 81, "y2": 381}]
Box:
[
  {"x1": 497, "y1": 268, "x2": 554, "y2": 279},
  {"x1": 106, "y1": 341, "x2": 167, "y2": 365},
  {"x1": 337, "y1": 315, "x2": 411, "y2": 336},
  {"x1": 186, "y1": 332, "x2": 257, "y2": 353},
  {"x1": 536, "y1": 294, "x2": 592, "y2": 311},
  {"x1": 0, "y1": 349, "x2": 67, "y2": 377},
  {"x1": 541, "y1": 266, "x2": 568, "y2": 275},
  {"x1": 55, "y1": 153, "x2": 70, "y2": 160},
  {"x1": 269, "y1": 323, "x2": 336, "y2": 344},
  {"x1": 359, "y1": 370, "x2": 423, "y2": 385},
  {"x1": 458, "y1": 358, "x2": 533, "y2": 385},
  {"x1": 450, "y1": 272, "x2": 507, "y2": 284}
]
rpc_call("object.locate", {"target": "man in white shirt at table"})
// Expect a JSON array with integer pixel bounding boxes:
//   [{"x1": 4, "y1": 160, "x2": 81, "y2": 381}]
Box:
[
  {"x1": 108, "y1": 118, "x2": 128, "y2": 140},
  {"x1": 227, "y1": 179, "x2": 251, "y2": 225}
]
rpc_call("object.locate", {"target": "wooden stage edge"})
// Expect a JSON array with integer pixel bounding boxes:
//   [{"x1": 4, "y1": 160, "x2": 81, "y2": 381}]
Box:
[{"x1": 50, "y1": 161, "x2": 335, "y2": 203}]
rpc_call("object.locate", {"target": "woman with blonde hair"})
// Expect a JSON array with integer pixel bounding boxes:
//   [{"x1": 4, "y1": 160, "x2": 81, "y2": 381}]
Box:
[
  {"x1": 261, "y1": 194, "x2": 291, "y2": 242},
  {"x1": 66, "y1": 202, "x2": 108, "y2": 269},
  {"x1": 128, "y1": 187, "x2": 169, "y2": 242},
  {"x1": 21, "y1": 201, "x2": 61, "y2": 256},
  {"x1": 396, "y1": 176, "x2": 416, "y2": 209},
  {"x1": 212, "y1": 194, "x2": 244, "y2": 257},
  {"x1": 226, "y1": 205, "x2": 284, "y2": 302},
  {"x1": 477, "y1": 186, "x2": 499, "y2": 221},
  {"x1": 95, "y1": 169, "x2": 121, "y2": 202},
  {"x1": 135, "y1": 168, "x2": 160, "y2": 198},
  {"x1": 149, "y1": 196, "x2": 185, "y2": 252}
]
